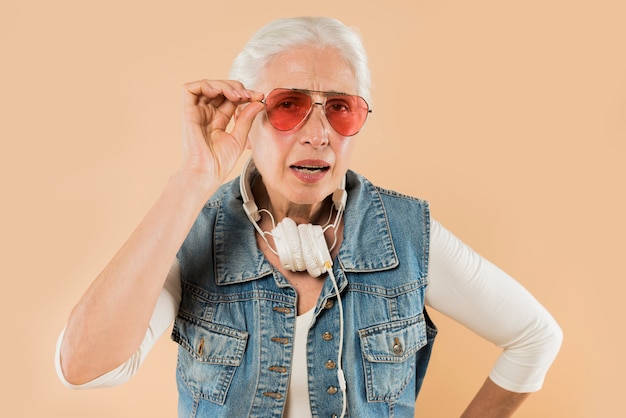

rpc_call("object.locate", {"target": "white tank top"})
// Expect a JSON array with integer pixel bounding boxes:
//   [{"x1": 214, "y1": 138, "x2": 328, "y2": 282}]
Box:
[{"x1": 283, "y1": 307, "x2": 315, "y2": 418}]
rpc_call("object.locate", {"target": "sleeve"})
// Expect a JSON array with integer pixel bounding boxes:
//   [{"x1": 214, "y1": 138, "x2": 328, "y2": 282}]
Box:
[
  {"x1": 55, "y1": 260, "x2": 182, "y2": 389},
  {"x1": 425, "y1": 219, "x2": 563, "y2": 393}
]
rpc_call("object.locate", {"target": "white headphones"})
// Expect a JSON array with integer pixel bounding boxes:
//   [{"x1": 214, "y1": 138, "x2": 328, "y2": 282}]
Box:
[{"x1": 239, "y1": 158, "x2": 347, "y2": 277}]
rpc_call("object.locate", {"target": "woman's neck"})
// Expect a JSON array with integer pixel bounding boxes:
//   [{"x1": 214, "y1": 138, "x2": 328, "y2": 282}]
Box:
[{"x1": 252, "y1": 180, "x2": 332, "y2": 226}]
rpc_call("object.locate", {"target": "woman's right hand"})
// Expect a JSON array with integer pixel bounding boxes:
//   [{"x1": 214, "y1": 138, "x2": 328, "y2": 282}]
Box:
[{"x1": 180, "y1": 80, "x2": 265, "y2": 183}]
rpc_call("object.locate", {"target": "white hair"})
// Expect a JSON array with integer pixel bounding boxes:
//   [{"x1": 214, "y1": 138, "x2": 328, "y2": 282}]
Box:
[{"x1": 229, "y1": 16, "x2": 372, "y2": 105}]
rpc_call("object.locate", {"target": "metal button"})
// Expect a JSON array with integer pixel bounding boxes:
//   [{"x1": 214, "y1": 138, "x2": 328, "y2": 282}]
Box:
[
  {"x1": 268, "y1": 366, "x2": 287, "y2": 373},
  {"x1": 324, "y1": 299, "x2": 334, "y2": 309},
  {"x1": 197, "y1": 338, "x2": 205, "y2": 356},
  {"x1": 325, "y1": 359, "x2": 336, "y2": 370},
  {"x1": 322, "y1": 332, "x2": 334, "y2": 341},
  {"x1": 271, "y1": 337, "x2": 290, "y2": 344},
  {"x1": 273, "y1": 306, "x2": 292, "y2": 314},
  {"x1": 262, "y1": 391, "x2": 283, "y2": 400},
  {"x1": 327, "y1": 386, "x2": 338, "y2": 395},
  {"x1": 392, "y1": 337, "x2": 404, "y2": 355}
]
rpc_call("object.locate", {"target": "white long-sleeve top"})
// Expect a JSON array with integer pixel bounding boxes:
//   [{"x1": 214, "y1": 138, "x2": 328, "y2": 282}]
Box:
[{"x1": 55, "y1": 219, "x2": 562, "y2": 398}]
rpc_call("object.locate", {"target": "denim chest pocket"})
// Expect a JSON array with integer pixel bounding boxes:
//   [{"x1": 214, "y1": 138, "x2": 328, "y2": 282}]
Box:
[
  {"x1": 172, "y1": 317, "x2": 249, "y2": 405},
  {"x1": 358, "y1": 314, "x2": 427, "y2": 402}
]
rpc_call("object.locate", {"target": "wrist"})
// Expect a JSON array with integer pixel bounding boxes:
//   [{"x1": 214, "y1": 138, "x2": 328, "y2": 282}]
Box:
[{"x1": 169, "y1": 168, "x2": 221, "y2": 206}]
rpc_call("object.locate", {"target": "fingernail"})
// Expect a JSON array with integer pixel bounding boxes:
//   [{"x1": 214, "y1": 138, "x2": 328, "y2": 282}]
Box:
[{"x1": 250, "y1": 91, "x2": 265, "y2": 100}]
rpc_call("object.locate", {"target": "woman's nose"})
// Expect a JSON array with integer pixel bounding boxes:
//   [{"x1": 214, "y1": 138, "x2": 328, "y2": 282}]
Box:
[{"x1": 299, "y1": 104, "x2": 330, "y2": 147}]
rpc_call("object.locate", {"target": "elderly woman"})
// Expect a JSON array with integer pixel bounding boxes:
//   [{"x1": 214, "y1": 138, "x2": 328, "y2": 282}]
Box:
[{"x1": 56, "y1": 17, "x2": 562, "y2": 417}]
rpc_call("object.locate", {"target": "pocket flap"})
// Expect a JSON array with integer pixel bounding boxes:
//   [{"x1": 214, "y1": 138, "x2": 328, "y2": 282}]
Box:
[
  {"x1": 359, "y1": 314, "x2": 427, "y2": 363},
  {"x1": 173, "y1": 319, "x2": 248, "y2": 366}
]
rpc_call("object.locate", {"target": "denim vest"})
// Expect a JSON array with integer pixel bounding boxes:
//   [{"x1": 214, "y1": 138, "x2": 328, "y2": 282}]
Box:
[{"x1": 172, "y1": 170, "x2": 437, "y2": 417}]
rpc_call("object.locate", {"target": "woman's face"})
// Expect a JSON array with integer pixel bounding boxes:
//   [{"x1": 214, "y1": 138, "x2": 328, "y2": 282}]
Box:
[{"x1": 247, "y1": 47, "x2": 359, "y2": 217}]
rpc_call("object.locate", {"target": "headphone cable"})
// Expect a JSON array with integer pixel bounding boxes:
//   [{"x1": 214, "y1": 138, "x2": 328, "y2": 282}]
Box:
[{"x1": 326, "y1": 263, "x2": 347, "y2": 418}]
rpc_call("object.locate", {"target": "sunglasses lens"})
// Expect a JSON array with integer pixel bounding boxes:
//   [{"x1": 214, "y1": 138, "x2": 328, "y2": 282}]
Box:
[
  {"x1": 325, "y1": 96, "x2": 369, "y2": 136},
  {"x1": 264, "y1": 90, "x2": 312, "y2": 131},
  {"x1": 264, "y1": 89, "x2": 370, "y2": 136}
]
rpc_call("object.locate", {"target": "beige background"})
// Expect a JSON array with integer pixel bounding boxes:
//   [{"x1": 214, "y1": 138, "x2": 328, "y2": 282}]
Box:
[{"x1": 1, "y1": 0, "x2": 624, "y2": 417}]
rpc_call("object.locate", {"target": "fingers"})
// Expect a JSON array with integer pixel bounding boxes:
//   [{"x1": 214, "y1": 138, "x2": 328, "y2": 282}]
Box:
[
  {"x1": 179, "y1": 79, "x2": 265, "y2": 177},
  {"x1": 183, "y1": 79, "x2": 263, "y2": 109},
  {"x1": 230, "y1": 100, "x2": 265, "y2": 146}
]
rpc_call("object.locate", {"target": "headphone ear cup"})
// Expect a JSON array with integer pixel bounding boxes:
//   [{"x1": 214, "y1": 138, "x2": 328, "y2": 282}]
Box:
[
  {"x1": 273, "y1": 218, "x2": 305, "y2": 272},
  {"x1": 298, "y1": 224, "x2": 331, "y2": 277}
]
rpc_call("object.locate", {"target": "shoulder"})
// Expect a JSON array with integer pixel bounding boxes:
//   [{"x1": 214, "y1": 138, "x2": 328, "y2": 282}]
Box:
[
  {"x1": 346, "y1": 169, "x2": 430, "y2": 215},
  {"x1": 178, "y1": 177, "x2": 241, "y2": 257},
  {"x1": 203, "y1": 177, "x2": 239, "y2": 209}
]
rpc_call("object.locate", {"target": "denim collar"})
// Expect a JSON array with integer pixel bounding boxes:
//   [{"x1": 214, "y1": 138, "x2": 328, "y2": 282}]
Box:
[{"x1": 213, "y1": 170, "x2": 399, "y2": 286}]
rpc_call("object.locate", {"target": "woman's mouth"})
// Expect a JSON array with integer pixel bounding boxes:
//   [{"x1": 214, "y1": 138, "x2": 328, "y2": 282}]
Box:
[
  {"x1": 290, "y1": 160, "x2": 330, "y2": 183},
  {"x1": 291, "y1": 165, "x2": 330, "y2": 174}
]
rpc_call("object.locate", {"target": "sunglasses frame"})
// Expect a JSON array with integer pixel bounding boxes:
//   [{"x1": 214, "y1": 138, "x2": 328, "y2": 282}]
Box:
[{"x1": 261, "y1": 88, "x2": 372, "y2": 137}]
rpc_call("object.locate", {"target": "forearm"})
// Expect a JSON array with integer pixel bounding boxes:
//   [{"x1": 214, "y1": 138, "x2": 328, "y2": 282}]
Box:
[
  {"x1": 60, "y1": 170, "x2": 217, "y2": 385},
  {"x1": 461, "y1": 378, "x2": 529, "y2": 418}
]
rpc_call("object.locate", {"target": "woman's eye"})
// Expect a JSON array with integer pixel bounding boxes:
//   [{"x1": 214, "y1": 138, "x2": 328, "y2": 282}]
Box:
[{"x1": 327, "y1": 101, "x2": 350, "y2": 113}]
